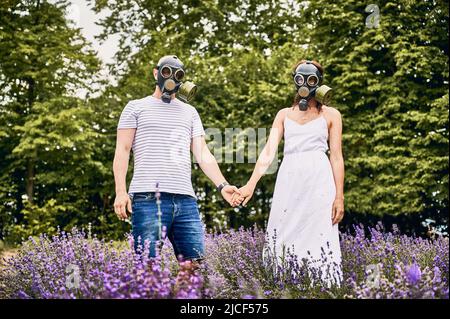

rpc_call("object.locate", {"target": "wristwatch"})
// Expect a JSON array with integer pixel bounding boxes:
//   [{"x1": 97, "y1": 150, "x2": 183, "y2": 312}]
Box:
[{"x1": 217, "y1": 181, "x2": 229, "y2": 193}]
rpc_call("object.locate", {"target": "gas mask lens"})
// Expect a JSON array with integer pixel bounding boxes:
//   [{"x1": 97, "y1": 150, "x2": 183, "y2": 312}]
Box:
[
  {"x1": 306, "y1": 75, "x2": 319, "y2": 87},
  {"x1": 174, "y1": 69, "x2": 185, "y2": 81},
  {"x1": 160, "y1": 65, "x2": 172, "y2": 78},
  {"x1": 294, "y1": 74, "x2": 304, "y2": 86}
]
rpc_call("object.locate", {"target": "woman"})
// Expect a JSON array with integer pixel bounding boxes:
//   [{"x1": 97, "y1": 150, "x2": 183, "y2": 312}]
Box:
[{"x1": 235, "y1": 60, "x2": 345, "y2": 285}]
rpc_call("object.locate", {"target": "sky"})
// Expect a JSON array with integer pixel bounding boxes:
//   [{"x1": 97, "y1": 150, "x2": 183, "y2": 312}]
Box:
[
  {"x1": 67, "y1": 0, "x2": 119, "y2": 65},
  {"x1": 65, "y1": 0, "x2": 121, "y2": 95}
]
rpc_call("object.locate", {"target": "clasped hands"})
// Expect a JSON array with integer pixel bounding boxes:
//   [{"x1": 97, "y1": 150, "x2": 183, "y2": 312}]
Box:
[{"x1": 221, "y1": 183, "x2": 255, "y2": 207}]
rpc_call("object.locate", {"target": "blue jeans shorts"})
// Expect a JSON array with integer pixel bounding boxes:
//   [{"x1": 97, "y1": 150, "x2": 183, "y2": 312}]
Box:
[{"x1": 130, "y1": 192, "x2": 205, "y2": 261}]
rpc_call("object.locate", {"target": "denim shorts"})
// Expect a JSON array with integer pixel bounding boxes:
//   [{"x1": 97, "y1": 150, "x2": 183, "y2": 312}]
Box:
[{"x1": 130, "y1": 192, "x2": 205, "y2": 260}]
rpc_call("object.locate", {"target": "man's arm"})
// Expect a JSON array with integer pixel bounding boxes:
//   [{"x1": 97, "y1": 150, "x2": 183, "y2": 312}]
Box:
[
  {"x1": 113, "y1": 128, "x2": 136, "y2": 220},
  {"x1": 191, "y1": 136, "x2": 240, "y2": 206}
]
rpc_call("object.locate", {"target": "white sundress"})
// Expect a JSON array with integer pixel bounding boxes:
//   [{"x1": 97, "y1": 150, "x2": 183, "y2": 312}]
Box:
[{"x1": 265, "y1": 114, "x2": 342, "y2": 286}]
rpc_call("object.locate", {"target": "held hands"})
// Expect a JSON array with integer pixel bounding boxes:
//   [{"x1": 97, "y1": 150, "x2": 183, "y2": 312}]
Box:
[
  {"x1": 231, "y1": 183, "x2": 255, "y2": 207},
  {"x1": 220, "y1": 184, "x2": 242, "y2": 207},
  {"x1": 221, "y1": 183, "x2": 255, "y2": 207}
]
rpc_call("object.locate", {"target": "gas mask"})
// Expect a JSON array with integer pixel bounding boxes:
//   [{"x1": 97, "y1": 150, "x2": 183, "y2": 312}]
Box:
[
  {"x1": 292, "y1": 61, "x2": 333, "y2": 111},
  {"x1": 155, "y1": 55, "x2": 197, "y2": 103}
]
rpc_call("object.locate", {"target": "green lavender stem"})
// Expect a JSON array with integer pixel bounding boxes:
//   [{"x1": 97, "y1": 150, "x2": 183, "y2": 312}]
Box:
[{"x1": 155, "y1": 182, "x2": 162, "y2": 240}]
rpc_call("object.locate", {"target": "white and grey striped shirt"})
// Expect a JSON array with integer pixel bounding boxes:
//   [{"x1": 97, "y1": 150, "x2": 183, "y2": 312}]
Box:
[{"x1": 117, "y1": 95, "x2": 205, "y2": 198}]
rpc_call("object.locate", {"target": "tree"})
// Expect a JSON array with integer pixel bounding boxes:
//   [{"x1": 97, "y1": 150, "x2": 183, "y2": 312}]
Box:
[
  {"x1": 0, "y1": 0, "x2": 111, "y2": 241},
  {"x1": 301, "y1": 0, "x2": 449, "y2": 232}
]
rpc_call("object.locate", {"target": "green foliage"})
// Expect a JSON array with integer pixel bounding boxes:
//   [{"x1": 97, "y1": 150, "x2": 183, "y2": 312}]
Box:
[
  {"x1": 0, "y1": 0, "x2": 128, "y2": 243},
  {"x1": 6, "y1": 198, "x2": 64, "y2": 243}
]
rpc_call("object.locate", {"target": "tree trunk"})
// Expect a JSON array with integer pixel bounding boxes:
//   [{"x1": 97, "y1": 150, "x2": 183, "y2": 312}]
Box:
[
  {"x1": 25, "y1": 74, "x2": 36, "y2": 204},
  {"x1": 26, "y1": 159, "x2": 34, "y2": 204}
]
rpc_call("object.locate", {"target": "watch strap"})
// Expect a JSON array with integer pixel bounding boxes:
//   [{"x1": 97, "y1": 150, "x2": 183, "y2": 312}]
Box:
[{"x1": 217, "y1": 181, "x2": 229, "y2": 193}]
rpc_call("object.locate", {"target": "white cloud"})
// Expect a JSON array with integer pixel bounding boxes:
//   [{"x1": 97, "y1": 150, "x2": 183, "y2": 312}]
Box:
[{"x1": 68, "y1": 0, "x2": 119, "y2": 65}]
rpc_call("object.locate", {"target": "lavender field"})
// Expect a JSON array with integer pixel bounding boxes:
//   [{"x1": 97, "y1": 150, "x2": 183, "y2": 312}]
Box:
[{"x1": 0, "y1": 224, "x2": 448, "y2": 299}]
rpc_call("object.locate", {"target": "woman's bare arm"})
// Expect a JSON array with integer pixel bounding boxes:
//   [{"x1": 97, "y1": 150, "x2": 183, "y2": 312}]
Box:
[
  {"x1": 239, "y1": 108, "x2": 286, "y2": 206},
  {"x1": 327, "y1": 108, "x2": 345, "y2": 224}
]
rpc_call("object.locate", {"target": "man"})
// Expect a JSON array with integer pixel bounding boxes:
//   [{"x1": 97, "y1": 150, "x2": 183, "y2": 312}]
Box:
[{"x1": 113, "y1": 55, "x2": 240, "y2": 261}]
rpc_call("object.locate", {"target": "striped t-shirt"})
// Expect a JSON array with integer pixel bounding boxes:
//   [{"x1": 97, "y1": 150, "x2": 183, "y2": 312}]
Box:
[{"x1": 117, "y1": 95, "x2": 205, "y2": 198}]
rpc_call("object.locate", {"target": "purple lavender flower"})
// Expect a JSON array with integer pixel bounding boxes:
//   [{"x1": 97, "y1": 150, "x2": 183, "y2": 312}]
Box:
[
  {"x1": 0, "y1": 223, "x2": 448, "y2": 299},
  {"x1": 406, "y1": 263, "x2": 422, "y2": 286}
]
